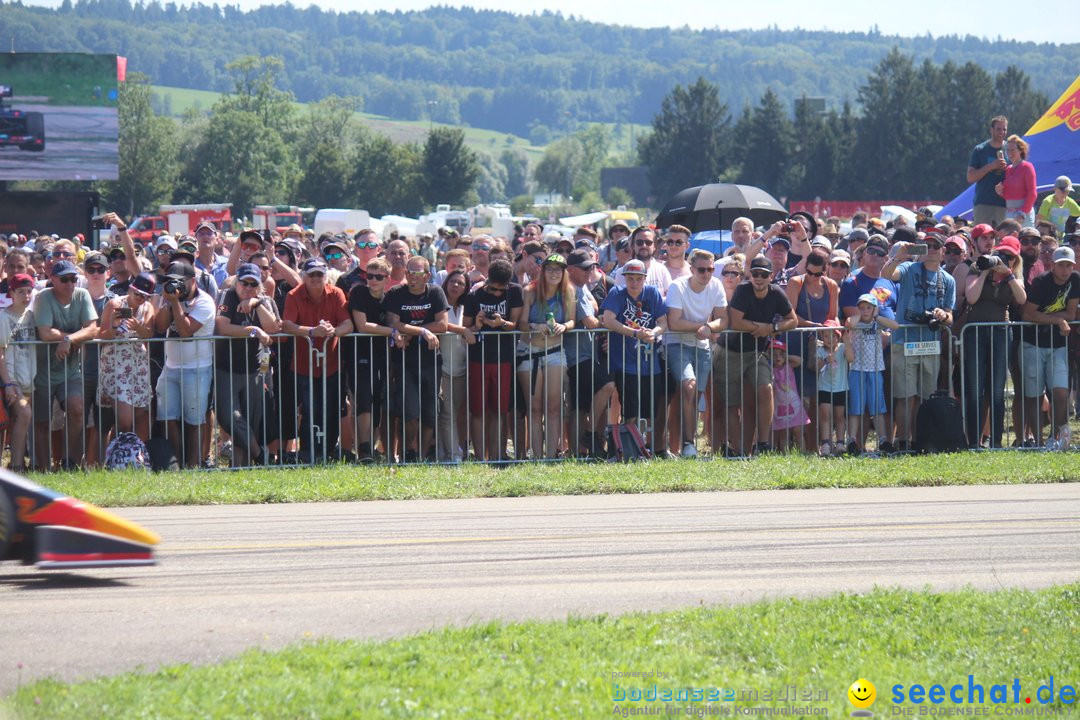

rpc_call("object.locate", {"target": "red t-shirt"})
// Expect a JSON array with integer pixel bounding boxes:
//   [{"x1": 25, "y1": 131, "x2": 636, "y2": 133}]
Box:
[{"x1": 283, "y1": 284, "x2": 350, "y2": 376}]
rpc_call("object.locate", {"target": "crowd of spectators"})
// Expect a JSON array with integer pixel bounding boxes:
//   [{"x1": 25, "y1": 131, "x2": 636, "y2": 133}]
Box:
[{"x1": 1, "y1": 135, "x2": 1078, "y2": 469}]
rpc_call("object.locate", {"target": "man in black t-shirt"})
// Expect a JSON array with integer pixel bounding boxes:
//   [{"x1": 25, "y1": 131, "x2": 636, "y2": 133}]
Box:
[
  {"x1": 383, "y1": 256, "x2": 448, "y2": 461},
  {"x1": 713, "y1": 255, "x2": 798, "y2": 456},
  {"x1": 347, "y1": 256, "x2": 393, "y2": 460},
  {"x1": 1020, "y1": 247, "x2": 1080, "y2": 448},
  {"x1": 462, "y1": 259, "x2": 523, "y2": 460}
]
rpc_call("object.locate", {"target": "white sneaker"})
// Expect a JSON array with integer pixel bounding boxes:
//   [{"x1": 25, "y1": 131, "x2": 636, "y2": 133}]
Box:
[{"x1": 681, "y1": 442, "x2": 698, "y2": 458}]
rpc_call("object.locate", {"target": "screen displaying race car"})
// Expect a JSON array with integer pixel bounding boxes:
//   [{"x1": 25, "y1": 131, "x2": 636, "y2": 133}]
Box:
[
  {"x1": 0, "y1": 53, "x2": 118, "y2": 181},
  {"x1": 0, "y1": 469, "x2": 159, "y2": 569}
]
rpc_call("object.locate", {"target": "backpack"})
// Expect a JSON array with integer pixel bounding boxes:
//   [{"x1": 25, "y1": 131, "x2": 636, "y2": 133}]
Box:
[
  {"x1": 104, "y1": 432, "x2": 150, "y2": 470},
  {"x1": 605, "y1": 423, "x2": 653, "y2": 462},
  {"x1": 914, "y1": 390, "x2": 967, "y2": 453}
]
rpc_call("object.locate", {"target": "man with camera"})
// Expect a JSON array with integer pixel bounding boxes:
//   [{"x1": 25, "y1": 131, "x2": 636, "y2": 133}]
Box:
[
  {"x1": 882, "y1": 232, "x2": 956, "y2": 450},
  {"x1": 153, "y1": 260, "x2": 217, "y2": 468}
]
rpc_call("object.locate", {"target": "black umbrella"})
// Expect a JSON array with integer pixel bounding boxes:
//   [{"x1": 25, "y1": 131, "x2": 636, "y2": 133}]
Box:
[{"x1": 654, "y1": 183, "x2": 788, "y2": 233}]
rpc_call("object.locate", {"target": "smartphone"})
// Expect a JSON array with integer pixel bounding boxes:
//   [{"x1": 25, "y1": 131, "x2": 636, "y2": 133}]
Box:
[
  {"x1": 117, "y1": 307, "x2": 133, "y2": 319},
  {"x1": 908, "y1": 244, "x2": 928, "y2": 257}
]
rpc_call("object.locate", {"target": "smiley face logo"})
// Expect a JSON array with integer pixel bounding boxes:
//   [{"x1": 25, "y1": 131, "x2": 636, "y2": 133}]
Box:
[{"x1": 848, "y1": 679, "x2": 877, "y2": 709}]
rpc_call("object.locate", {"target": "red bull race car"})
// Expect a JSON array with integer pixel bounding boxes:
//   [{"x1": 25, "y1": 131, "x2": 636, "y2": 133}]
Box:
[
  {"x1": 0, "y1": 469, "x2": 158, "y2": 569},
  {"x1": 0, "y1": 84, "x2": 45, "y2": 152}
]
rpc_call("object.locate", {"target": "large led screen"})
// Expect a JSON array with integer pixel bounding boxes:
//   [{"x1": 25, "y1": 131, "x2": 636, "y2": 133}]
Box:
[{"x1": 0, "y1": 53, "x2": 118, "y2": 181}]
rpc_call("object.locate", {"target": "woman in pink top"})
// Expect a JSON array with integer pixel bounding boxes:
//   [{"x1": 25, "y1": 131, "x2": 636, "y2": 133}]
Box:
[{"x1": 995, "y1": 135, "x2": 1036, "y2": 227}]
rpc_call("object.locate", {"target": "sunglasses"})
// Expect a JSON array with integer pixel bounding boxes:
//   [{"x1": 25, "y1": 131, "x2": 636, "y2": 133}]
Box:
[
  {"x1": 324, "y1": 252, "x2": 344, "y2": 261},
  {"x1": 925, "y1": 243, "x2": 943, "y2": 251},
  {"x1": 944, "y1": 247, "x2": 963, "y2": 255},
  {"x1": 305, "y1": 272, "x2": 325, "y2": 279},
  {"x1": 55, "y1": 275, "x2": 77, "y2": 284},
  {"x1": 806, "y1": 268, "x2": 824, "y2": 277},
  {"x1": 242, "y1": 243, "x2": 262, "y2": 252},
  {"x1": 1020, "y1": 237, "x2": 1041, "y2": 246},
  {"x1": 407, "y1": 269, "x2": 428, "y2": 277},
  {"x1": 155, "y1": 248, "x2": 173, "y2": 255},
  {"x1": 85, "y1": 265, "x2": 107, "y2": 275},
  {"x1": 366, "y1": 273, "x2": 387, "y2": 281},
  {"x1": 357, "y1": 241, "x2": 381, "y2": 250},
  {"x1": 238, "y1": 280, "x2": 260, "y2": 288},
  {"x1": 750, "y1": 269, "x2": 771, "y2": 279},
  {"x1": 693, "y1": 266, "x2": 714, "y2": 274},
  {"x1": 721, "y1": 270, "x2": 741, "y2": 277},
  {"x1": 830, "y1": 262, "x2": 850, "y2": 269},
  {"x1": 635, "y1": 239, "x2": 654, "y2": 246},
  {"x1": 865, "y1": 248, "x2": 887, "y2": 257},
  {"x1": 51, "y1": 251, "x2": 75, "y2": 259}
]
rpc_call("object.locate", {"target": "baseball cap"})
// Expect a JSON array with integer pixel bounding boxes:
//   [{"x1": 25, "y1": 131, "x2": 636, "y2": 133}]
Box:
[
  {"x1": 164, "y1": 260, "x2": 195, "y2": 281},
  {"x1": 769, "y1": 237, "x2": 791, "y2": 250},
  {"x1": 285, "y1": 223, "x2": 303, "y2": 236},
  {"x1": 236, "y1": 263, "x2": 261, "y2": 282},
  {"x1": 566, "y1": 249, "x2": 597, "y2": 269},
  {"x1": 829, "y1": 249, "x2": 852, "y2": 266},
  {"x1": 7, "y1": 273, "x2": 33, "y2": 294},
  {"x1": 768, "y1": 338, "x2": 786, "y2": 350},
  {"x1": 177, "y1": 236, "x2": 198, "y2": 253},
  {"x1": 51, "y1": 260, "x2": 78, "y2": 277},
  {"x1": 131, "y1": 272, "x2": 157, "y2": 296},
  {"x1": 83, "y1": 251, "x2": 107, "y2": 268},
  {"x1": 810, "y1": 236, "x2": 833, "y2": 252},
  {"x1": 857, "y1": 293, "x2": 879, "y2": 307},
  {"x1": 301, "y1": 257, "x2": 328, "y2": 275},
  {"x1": 609, "y1": 222, "x2": 630, "y2": 235},
  {"x1": 945, "y1": 236, "x2": 967, "y2": 250},
  {"x1": 993, "y1": 236, "x2": 1021, "y2": 256},
  {"x1": 1055, "y1": 176, "x2": 1073, "y2": 192},
  {"x1": 1052, "y1": 246, "x2": 1076, "y2": 264},
  {"x1": 194, "y1": 221, "x2": 216, "y2": 235},
  {"x1": 155, "y1": 236, "x2": 178, "y2": 252},
  {"x1": 543, "y1": 253, "x2": 567, "y2": 267},
  {"x1": 239, "y1": 229, "x2": 264, "y2": 246},
  {"x1": 846, "y1": 228, "x2": 870, "y2": 246},
  {"x1": 615, "y1": 237, "x2": 630, "y2": 251},
  {"x1": 865, "y1": 234, "x2": 889, "y2": 252},
  {"x1": 749, "y1": 255, "x2": 773, "y2": 272},
  {"x1": 971, "y1": 223, "x2": 995, "y2": 239},
  {"x1": 621, "y1": 259, "x2": 647, "y2": 275},
  {"x1": 107, "y1": 246, "x2": 126, "y2": 260}
]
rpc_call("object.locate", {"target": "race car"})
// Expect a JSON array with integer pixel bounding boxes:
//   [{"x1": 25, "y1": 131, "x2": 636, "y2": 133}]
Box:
[
  {"x1": 0, "y1": 468, "x2": 159, "y2": 569},
  {"x1": 0, "y1": 84, "x2": 45, "y2": 152}
]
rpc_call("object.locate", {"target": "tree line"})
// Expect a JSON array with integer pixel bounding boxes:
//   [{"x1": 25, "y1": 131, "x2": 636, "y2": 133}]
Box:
[
  {"x1": 0, "y1": 2, "x2": 1074, "y2": 141},
  {"x1": 10, "y1": 50, "x2": 1056, "y2": 217}
]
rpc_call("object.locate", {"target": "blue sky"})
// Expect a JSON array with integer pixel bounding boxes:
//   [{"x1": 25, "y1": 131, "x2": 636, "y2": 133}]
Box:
[{"x1": 18, "y1": 0, "x2": 1071, "y2": 44}]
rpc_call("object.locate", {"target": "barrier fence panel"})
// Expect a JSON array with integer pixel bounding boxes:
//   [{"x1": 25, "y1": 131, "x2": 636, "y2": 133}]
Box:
[{"x1": 7, "y1": 320, "x2": 1076, "y2": 471}]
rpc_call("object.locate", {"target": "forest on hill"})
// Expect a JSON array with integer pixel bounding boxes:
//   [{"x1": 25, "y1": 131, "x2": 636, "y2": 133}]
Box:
[{"x1": 0, "y1": 1, "x2": 1075, "y2": 140}]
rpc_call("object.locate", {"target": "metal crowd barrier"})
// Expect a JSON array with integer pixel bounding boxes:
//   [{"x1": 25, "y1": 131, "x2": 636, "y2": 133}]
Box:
[{"x1": 7, "y1": 319, "x2": 1076, "y2": 471}]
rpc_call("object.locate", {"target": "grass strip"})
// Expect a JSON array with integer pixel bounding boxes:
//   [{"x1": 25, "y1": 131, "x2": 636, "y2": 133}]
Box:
[
  {"x1": 6, "y1": 585, "x2": 1079, "y2": 718},
  {"x1": 31, "y1": 451, "x2": 1080, "y2": 507}
]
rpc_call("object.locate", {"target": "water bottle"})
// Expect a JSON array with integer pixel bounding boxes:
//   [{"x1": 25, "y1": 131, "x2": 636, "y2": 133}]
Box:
[{"x1": 546, "y1": 311, "x2": 556, "y2": 333}]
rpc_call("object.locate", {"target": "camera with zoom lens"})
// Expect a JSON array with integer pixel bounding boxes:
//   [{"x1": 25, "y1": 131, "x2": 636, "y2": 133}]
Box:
[
  {"x1": 781, "y1": 221, "x2": 798, "y2": 234},
  {"x1": 906, "y1": 309, "x2": 942, "y2": 331},
  {"x1": 163, "y1": 279, "x2": 184, "y2": 296},
  {"x1": 975, "y1": 254, "x2": 1002, "y2": 272}
]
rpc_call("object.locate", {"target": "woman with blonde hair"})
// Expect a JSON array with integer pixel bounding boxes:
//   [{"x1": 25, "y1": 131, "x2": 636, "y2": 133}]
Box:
[
  {"x1": 995, "y1": 135, "x2": 1037, "y2": 227},
  {"x1": 517, "y1": 253, "x2": 575, "y2": 459}
]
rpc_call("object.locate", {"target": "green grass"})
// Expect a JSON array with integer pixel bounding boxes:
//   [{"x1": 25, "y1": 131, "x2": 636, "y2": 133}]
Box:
[
  {"x1": 6, "y1": 585, "x2": 1079, "y2": 718},
  {"x1": 34, "y1": 450, "x2": 1080, "y2": 508},
  {"x1": 152, "y1": 84, "x2": 546, "y2": 161},
  {"x1": 0, "y1": 53, "x2": 116, "y2": 106}
]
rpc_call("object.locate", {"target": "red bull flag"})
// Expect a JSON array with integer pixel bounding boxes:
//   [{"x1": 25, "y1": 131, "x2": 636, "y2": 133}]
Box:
[{"x1": 939, "y1": 74, "x2": 1080, "y2": 220}]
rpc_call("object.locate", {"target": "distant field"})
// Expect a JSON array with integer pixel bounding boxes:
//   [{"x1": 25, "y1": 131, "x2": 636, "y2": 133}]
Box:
[
  {"x1": 151, "y1": 84, "x2": 646, "y2": 162},
  {"x1": 151, "y1": 84, "x2": 547, "y2": 161}
]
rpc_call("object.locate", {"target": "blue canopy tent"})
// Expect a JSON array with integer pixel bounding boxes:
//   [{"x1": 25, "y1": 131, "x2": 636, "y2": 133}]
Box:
[{"x1": 939, "y1": 75, "x2": 1080, "y2": 221}]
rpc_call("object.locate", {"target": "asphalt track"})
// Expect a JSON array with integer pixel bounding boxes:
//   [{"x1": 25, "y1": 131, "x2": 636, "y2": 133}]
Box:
[
  {"x1": 1, "y1": 483, "x2": 1078, "y2": 693},
  {"x1": 0, "y1": 104, "x2": 118, "y2": 181}
]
